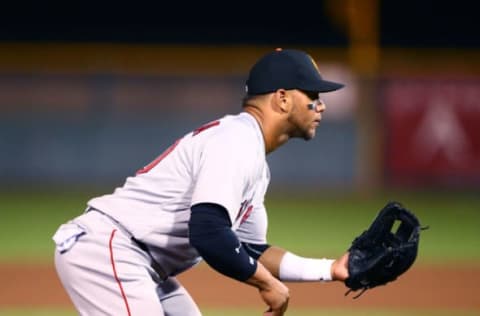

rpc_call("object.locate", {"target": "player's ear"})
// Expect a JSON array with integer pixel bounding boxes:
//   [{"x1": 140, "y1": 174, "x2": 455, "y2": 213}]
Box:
[{"x1": 274, "y1": 89, "x2": 290, "y2": 113}]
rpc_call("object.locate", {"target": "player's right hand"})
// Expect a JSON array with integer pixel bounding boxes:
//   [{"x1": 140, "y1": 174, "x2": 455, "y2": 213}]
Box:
[
  {"x1": 260, "y1": 277, "x2": 289, "y2": 315},
  {"x1": 246, "y1": 263, "x2": 289, "y2": 315}
]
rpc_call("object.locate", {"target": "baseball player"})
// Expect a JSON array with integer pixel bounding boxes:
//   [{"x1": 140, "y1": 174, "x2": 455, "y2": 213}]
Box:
[{"x1": 53, "y1": 48, "x2": 349, "y2": 316}]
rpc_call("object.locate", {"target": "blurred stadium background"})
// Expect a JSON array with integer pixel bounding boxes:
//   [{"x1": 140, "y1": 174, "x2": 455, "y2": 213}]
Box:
[
  {"x1": 0, "y1": 1, "x2": 479, "y2": 315},
  {"x1": 1, "y1": 1, "x2": 478, "y2": 192}
]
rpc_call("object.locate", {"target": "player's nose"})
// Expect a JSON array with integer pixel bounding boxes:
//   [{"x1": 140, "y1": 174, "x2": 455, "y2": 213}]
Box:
[{"x1": 316, "y1": 99, "x2": 326, "y2": 112}]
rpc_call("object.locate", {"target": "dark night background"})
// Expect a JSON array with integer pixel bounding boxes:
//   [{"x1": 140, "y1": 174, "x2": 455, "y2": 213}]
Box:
[{"x1": 0, "y1": 1, "x2": 477, "y2": 47}]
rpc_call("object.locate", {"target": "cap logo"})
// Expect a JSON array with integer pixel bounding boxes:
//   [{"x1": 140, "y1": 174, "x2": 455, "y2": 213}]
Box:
[{"x1": 308, "y1": 56, "x2": 321, "y2": 75}]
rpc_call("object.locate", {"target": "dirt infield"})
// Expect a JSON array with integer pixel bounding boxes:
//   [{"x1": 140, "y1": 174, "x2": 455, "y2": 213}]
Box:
[{"x1": 2, "y1": 262, "x2": 479, "y2": 311}]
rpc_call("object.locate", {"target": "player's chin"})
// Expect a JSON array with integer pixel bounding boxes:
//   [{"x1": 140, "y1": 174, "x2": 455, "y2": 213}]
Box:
[
  {"x1": 305, "y1": 122, "x2": 320, "y2": 139},
  {"x1": 302, "y1": 129, "x2": 316, "y2": 141}
]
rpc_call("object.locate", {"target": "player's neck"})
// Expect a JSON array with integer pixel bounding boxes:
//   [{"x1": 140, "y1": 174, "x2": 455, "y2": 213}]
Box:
[{"x1": 243, "y1": 106, "x2": 289, "y2": 154}]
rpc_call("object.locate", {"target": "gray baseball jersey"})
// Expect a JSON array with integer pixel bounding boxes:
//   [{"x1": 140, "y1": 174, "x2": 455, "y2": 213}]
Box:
[{"x1": 53, "y1": 112, "x2": 270, "y2": 315}]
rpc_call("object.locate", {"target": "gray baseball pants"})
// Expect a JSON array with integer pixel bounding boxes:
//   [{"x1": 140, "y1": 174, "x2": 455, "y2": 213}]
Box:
[{"x1": 53, "y1": 211, "x2": 202, "y2": 316}]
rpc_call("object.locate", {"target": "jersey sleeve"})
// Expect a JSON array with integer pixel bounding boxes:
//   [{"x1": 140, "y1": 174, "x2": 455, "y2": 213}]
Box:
[{"x1": 190, "y1": 130, "x2": 256, "y2": 224}]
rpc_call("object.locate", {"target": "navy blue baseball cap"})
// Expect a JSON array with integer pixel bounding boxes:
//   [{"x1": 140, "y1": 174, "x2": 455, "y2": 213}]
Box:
[{"x1": 245, "y1": 48, "x2": 344, "y2": 95}]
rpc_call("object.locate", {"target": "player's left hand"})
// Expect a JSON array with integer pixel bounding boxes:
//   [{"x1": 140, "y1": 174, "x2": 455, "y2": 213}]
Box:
[
  {"x1": 344, "y1": 201, "x2": 426, "y2": 298},
  {"x1": 331, "y1": 252, "x2": 349, "y2": 281}
]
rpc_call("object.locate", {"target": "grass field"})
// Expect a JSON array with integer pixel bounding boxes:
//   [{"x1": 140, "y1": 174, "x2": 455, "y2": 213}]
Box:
[{"x1": 1, "y1": 188, "x2": 479, "y2": 262}]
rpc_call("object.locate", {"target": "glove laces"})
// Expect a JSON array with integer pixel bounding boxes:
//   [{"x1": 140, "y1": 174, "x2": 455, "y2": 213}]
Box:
[{"x1": 344, "y1": 287, "x2": 368, "y2": 299}]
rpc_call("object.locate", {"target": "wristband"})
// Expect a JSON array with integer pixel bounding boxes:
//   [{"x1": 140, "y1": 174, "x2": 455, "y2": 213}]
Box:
[{"x1": 279, "y1": 252, "x2": 334, "y2": 282}]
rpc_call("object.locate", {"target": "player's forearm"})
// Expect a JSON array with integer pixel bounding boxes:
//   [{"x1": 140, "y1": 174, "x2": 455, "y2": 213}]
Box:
[
  {"x1": 244, "y1": 260, "x2": 278, "y2": 289},
  {"x1": 257, "y1": 246, "x2": 286, "y2": 278}
]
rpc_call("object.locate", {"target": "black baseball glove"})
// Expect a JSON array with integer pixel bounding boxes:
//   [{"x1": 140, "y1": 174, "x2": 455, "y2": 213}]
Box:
[{"x1": 345, "y1": 201, "x2": 428, "y2": 298}]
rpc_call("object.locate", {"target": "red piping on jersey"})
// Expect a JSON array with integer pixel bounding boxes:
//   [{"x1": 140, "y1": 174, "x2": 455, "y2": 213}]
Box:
[
  {"x1": 136, "y1": 138, "x2": 182, "y2": 175},
  {"x1": 192, "y1": 120, "x2": 220, "y2": 136},
  {"x1": 109, "y1": 229, "x2": 132, "y2": 316}
]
